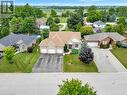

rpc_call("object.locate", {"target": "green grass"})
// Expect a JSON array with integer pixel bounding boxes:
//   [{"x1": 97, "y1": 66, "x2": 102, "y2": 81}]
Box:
[
  {"x1": 63, "y1": 54, "x2": 98, "y2": 72},
  {"x1": 111, "y1": 48, "x2": 127, "y2": 69},
  {"x1": 0, "y1": 46, "x2": 40, "y2": 73}
]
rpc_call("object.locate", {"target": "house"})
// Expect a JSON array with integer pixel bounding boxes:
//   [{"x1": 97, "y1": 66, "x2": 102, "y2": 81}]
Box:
[
  {"x1": 93, "y1": 20, "x2": 106, "y2": 28},
  {"x1": 36, "y1": 18, "x2": 50, "y2": 30},
  {"x1": 93, "y1": 27, "x2": 102, "y2": 33},
  {"x1": 84, "y1": 32, "x2": 127, "y2": 47},
  {"x1": 39, "y1": 32, "x2": 81, "y2": 54},
  {"x1": 0, "y1": 34, "x2": 36, "y2": 52}
]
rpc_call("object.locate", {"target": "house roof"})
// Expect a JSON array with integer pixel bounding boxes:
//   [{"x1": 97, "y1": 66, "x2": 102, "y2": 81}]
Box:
[
  {"x1": 84, "y1": 32, "x2": 126, "y2": 42},
  {"x1": 0, "y1": 34, "x2": 36, "y2": 46},
  {"x1": 93, "y1": 20, "x2": 105, "y2": 26},
  {"x1": 39, "y1": 32, "x2": 81, "y2": 47}
]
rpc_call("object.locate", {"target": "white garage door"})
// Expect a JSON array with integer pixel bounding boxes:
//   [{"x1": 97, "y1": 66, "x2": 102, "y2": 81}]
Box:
[
  {"x1": 40, "y1": 48, "x2": 47, "y2": 53},
  {"x1": 56, "y1": 48, "x2": 63, "y2": 54},
  {"x1": 87, "y1": 42, "x2": 98, "y2": 47},
  {"x1": 48, "y1": 49, "x2": 56, "y2": 54}
]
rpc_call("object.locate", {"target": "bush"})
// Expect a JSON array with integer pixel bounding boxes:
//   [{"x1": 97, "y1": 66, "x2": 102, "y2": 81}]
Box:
[
  {"x1": 64, "y1": 44, "x2": 69, "y2": 52},
  {"x1": 58, "y1": 79, "x2": 96, "y2": 95},
  {"x1": 116, "y1": 41, "x2": 121, "y2": 47},
  {"x1": 100, "y1": 43, "x2": 109, "y2": 49},
  {"x1": 50, "y1": 24, "x2": 59, "y2": 31},
  {"x1": 27, "y1": 47, "x2": 33, "y2": 53},
  {"x1": 54, "y1": 17, "x2": 60, "y2": 23},
  {"x1": 71, "y1": 49, "x2": 79, "y2": 54}
]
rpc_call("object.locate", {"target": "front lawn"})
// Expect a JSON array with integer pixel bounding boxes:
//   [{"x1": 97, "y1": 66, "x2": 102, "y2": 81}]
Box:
[
  {"x1": 63, "y1": 54, "x2": 98, "y2": 72},
  {"x1": 111, "y1": 48, "x2": 127, "y2": 69},
  {"x1": 0, "y1": 46, "x2": 40, "y2": 73}
]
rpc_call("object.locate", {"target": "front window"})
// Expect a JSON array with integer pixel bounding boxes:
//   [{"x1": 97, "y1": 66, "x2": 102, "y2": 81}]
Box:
[
  {"x1": 102, "y1": 41, "x2": 107, "y2": 45},
  {"x1": 75, "y1": 44, "x2": 78, "y2": 48},
  {"x1": 69, "y1": 44, "x2": 72, "y2": 49}
]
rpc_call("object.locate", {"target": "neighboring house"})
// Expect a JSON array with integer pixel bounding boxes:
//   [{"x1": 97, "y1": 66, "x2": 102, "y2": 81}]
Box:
[
  {"x1": 39, "y1": 32, "x2": 81, "y2": 54},
  {"x1": 93, "y1": 27, "x2": 102, "y2": 33},
  {"x1": 84, "y1": 32, "x2": 127, "y2": 47},
  {"x1": 93, "y1": 20, "x2": 106, "y2": 28},
  {"x1": 0, "y1": 34, "x2": 36, "y2": 52},
  {"x1": 36, "y1": 18, "x2": 50, "y2": 30}
]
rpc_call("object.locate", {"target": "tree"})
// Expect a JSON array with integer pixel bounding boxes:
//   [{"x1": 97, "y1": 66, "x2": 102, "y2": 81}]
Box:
[
  {"x1": 79, "y1": 43, "x2": 94, "y2": 64},
  {"x1": 20, "y1": 17, "x2": 38, "y2": 34},
  {"x1": 100, "y1": 10, "x2": 108, "y2": 22},
  {"x1": 109, "y1": 8, "x2": 116, "y2": 15},
  {"x1": 33, "y1": 8, "x2": 43, "y2": 18},
  {"x1": 1, "y1": 27, "x2": 10, "y2": 37},
  {"x1": 50, "y1": 9, "x2": 57, "y2": 17},
  {"x1": 42, "y1": 29, "x2": 49, "y2": 39},
  {"x1": 3, "y1": 46, "x2": 16, "y2": 63},
  {"x1": 104, "y1": 24, "x2": 113, "y2": 32},
  {"x1": 67, "y1": 13, "x2": 83, "y2": 30},
  {"x1": 54, "y1": 17, "x2": 60, "y2": 23},
  {"x1": 112, "y1": 24, "x2": 125, "y2": 34},
  {"x1": 87, "y1": 10, "x2": 102, "y2": 23},
  {"x1": 117, "y1": 17, "x2": 126, "y2": 25},
  {"x1": 79, "y1": 26, "x2": 94, "y2": 37},
  {"x1": 58, "y1": 79, "x2": 96, "y2": 95},
  {"x1": 64, "y1": 44, "x2": 69, "y2": 52},
  {"x1": 50, "y1": 24, "x2": 59, "y2": 31},
  {"x1": 76, "y1": 22, "x2": 82, "y2": 31},
  {"x1": 107, "y1": 14, "x2": 116, "y2": 22},
  {"x1": 88, "y1": 5, "x2": 97, "y2": 12},
  {"x1": 46, "y1": 17, "x2": 54, "y2": 26},
  {"x1": 10, "y1": 17, "x2": 23, "y2": 33}
]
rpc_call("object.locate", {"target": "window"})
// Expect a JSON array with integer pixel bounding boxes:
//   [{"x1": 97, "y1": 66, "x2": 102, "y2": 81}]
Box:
[
  {"x1": 102, "y1": 41, "x2": 107, "y2": 45},
  {"x1": 75, "y1": 44, "x2": 78, "y2": 48}
]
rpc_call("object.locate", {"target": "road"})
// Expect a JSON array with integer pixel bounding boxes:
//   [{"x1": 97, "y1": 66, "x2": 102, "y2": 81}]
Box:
[
  {"x1": 0, "y1": 73, "x2": 127, "y2": 95},
  {"x1": 32, "y1": 54, "x2": 63, "y2": 73},
  {"x1": 92, "y1": 48, "x2": 127, "y2": 73}
]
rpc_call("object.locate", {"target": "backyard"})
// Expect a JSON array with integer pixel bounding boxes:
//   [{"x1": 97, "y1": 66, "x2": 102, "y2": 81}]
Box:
[
  {"x1": 111, "y1": 48, "x2": 127, "y2": 69},
  {"x1": 63, "y1": 54, "x2": 98, "y2": 72},
  {"x1": 0, "y1": 46, "x2": 40, "y2": 73}
]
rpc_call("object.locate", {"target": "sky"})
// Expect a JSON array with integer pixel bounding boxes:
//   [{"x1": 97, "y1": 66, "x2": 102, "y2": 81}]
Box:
[{"x1": 14, "y1": 0, "x2": 127, "y2": 6}]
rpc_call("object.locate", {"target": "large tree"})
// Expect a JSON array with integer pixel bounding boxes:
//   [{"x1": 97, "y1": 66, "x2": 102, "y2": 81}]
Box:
[
  {"x1": 79, "y1": 43, "x2": 94, "y2": 64},
  {"x1": 58, "y1": 79, "x2": 96, "y2": 95},
  {"x1": 87, "y1": 10, "x2": 102, "y2": 23},
  {"x1": 67, "y1": 13, "x2": 83, "y2": 30},
  {"x1": 88, "y1": 5, "x2": 97, "y2": 12},
  {"x1": 50, "y1": 9, "x2": 57, "y2": 17},
  {"x1": 79, "y1": 26, "x2": 94, "y2": 37},
  {"x1": 20, "y1": 17, "x2": 38, "y2": 34},
  {"x1": 10, "y1": 17, "x2": 23, "y2": 33}
]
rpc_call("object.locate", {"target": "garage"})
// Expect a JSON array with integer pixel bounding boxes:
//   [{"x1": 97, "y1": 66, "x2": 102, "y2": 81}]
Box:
[
  {"x1": 56, "y1": 48, "x2": 63, "y2": 54},
  {"x1": 48, "y1": 48, "x2": 56, "y2": 54},
  {"x1": 40, "y1": 48, "x2": 47, "y2": 53},
  {"x1": 87, "y1": 42, "x2": 98, "y2": 47}
]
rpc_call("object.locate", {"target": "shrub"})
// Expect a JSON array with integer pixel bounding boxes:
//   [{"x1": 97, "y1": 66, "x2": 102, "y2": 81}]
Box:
[
  {"x1": 100, "y1": 43, "x2": 109, "y2": 49},
  {"x1": 116, "y1": 41, "x2": 121, "y2": 47},
  {"x1": 71, "y1": 49, "x2": 79, "y2": 54},
  {"x1": 54, "y1": 17, "x2": 60, "y2": 23},
  {"x1": 27, "y1": 47, "x2": 33, "y2": 53},
  {"x1": 64, "y1": 44, "x2": 69, "y2": 52},
  {"x1": 58, "y1": 79, "x2": 96, "y2": 95}
]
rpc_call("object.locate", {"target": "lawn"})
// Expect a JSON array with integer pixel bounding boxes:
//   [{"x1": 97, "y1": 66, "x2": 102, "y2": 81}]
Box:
[
  {"x1": 63, "y1": 54, "x2": 98, "y2": 72},
  {"x1": 111, "y1": 48, "x2": 127, "y2": 69},
  {"x1": 0, "y1": 46, "x2": 40, "y2": 73}
]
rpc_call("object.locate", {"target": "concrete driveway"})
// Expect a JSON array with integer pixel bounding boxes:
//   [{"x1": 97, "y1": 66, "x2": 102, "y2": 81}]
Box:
[
  {"x1": 92, "y1": 48, "x2": 127, "y2": 73},
  {"x1": 32, "y1": 54, "x2": 63, "y2": 73}
]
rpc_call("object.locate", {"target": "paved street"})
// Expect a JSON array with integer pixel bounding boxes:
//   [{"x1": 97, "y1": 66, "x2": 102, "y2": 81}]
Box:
[
  {"x1": 0, "y1": 73, "x2": 127, "y2": 95},
  {"x1": 92, "y1": 48, "x2": 127, "y2": 73},
  {"x1": 32, "y1": 54, "x2": 63, "y2": 73}
]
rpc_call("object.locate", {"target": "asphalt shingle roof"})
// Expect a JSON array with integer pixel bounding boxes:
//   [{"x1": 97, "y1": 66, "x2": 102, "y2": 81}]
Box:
[
  {"x1": 0, "y1": 34, "x2": 36, "y2": 46},
  {"x1": 84, "y1": 32, "x2": 126, "y2": 42}
]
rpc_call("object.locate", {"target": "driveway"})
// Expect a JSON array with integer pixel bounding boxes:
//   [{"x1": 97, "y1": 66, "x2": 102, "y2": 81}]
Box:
[
  {"x1": 32, "y1": 54, "x2": 63, "y2": 73},
  {"x1": 92, "y1": 48, "x2": 127, "y2": 73}
]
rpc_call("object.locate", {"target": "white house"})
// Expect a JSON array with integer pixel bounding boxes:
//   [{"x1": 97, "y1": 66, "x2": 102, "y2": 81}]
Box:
[
  {"x1": 93, "y1": 20, "x2": 106, "y2": 29},
  {"x1": 39, "y1": 32, "x2": 81, "y2": 54}
]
